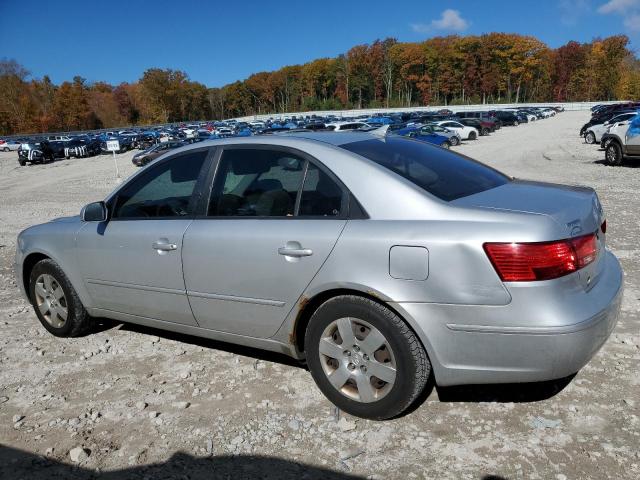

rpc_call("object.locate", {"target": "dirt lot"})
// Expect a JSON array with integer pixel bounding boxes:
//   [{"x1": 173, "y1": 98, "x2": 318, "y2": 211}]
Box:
[{"x1": 0, "y1": 111, "x2": 638, "y2": 479}]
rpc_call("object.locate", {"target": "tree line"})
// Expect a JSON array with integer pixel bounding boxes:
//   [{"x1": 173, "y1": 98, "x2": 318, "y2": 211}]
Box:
[{"x1": 1, "y1": 33, "x2": 639, "y2": 135}]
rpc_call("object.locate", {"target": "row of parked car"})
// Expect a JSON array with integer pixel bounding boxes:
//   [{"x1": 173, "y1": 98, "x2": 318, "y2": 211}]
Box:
[
  {"x1": 2, "y1": 127, "x2": 211, "y2": 166},
  {"x1": 580, "y1": 102, "x2": 640, "y2": 166},
  {"x1": 1, "y1": 105, "x2": 563, "y2": 167},
  {"x1": 130, "y1": 106, "x2": 563, "y2": 166}
]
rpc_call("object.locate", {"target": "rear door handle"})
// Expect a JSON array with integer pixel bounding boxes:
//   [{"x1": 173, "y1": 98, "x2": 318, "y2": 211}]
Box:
[
  {"x1": 278, "y1": 247, "x2": 313, "y2": 257},
  {"x1": 152, "y1": 241, "x2": 177, "y2": 251}
]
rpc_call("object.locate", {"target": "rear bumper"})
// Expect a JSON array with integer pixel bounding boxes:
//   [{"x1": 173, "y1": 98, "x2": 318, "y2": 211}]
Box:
[{"x1": 393, "y1": 250, "x2": 623, "y2": 386}]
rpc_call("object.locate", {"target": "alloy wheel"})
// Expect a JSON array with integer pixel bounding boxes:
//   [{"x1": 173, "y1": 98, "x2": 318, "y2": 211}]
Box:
[
  {"x1": 318, "y1": 317, "x2": 397, "y2": 403},
  {"x1": 34, "y1": 274, "x2": 68, "y2": 328}
]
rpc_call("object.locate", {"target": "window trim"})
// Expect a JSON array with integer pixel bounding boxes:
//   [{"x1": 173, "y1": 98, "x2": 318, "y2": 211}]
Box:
[
  {"x1": 199, "y1": 143, "x2": 367, "y2": 220},
  {"x1": 107, "y1": 146, "x2": 214, "y2": 222}
]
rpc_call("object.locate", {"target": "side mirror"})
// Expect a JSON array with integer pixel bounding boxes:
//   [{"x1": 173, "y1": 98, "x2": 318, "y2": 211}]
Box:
[{"x1": 81, "y1": 201, "x2": 107, "y2": 222}]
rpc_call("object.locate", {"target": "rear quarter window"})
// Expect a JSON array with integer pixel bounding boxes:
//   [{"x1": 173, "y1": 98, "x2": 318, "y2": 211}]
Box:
[{"x1": 340, "y1": 137, "x2": 509, "y2": 201}]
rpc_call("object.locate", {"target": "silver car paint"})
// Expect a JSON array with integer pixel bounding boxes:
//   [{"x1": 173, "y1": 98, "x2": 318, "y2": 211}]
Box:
[{"x1": 15, "y1": 133, "x2": 623, "y2": 386}]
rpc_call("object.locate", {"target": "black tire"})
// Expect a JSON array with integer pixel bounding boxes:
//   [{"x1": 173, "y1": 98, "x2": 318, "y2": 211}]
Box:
[
  {"x1": 18, "y1": 159, "x2": 26, "y2": 166},
  {"x1": 605, "y1": 142, "x2": 624, "y2": 166},
  {"x1": 481, "y1": 128, "x2": 489, "y2": 136},
  {"x1": 28, "y1": 259, "x2": 92, "y2": 337},
  {"x1": 449, "y1": 136, "x2": 460, "y2": 146},
  {"x1": 3, "y1": 147, "x2": 9, "y2": 152},
  {"x1": 585, "y1": 131, "x2": 596, "y2": 144},
  {"x1": 305, "y1": 295, "x2": 431, "y2": 420},
  {"x1": 513, "y1": 120, "x2": 519, "y2": 126},
  {"x1": 441, "y1": 141, "x2": 451, "y2": 149},
  {"x1": 468, "y1": 131, "x2": 477, "y2": 140}
]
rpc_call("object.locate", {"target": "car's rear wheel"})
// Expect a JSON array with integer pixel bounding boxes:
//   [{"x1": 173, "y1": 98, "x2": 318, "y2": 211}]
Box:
[
  {"x1": 3, "y1": 147, "x2": 9, "y2": 152},
  {"x1": 585, "y1": 131, "x2": 596, "y2": 144},
  {"x1": 605, "y1": 142, "x2": 624, "y2": 166},
  {"x1": 29, "y1": 259, "x2": 92, "y2": 337},
  {"x1": 468, "y1": 131, "x2": 477, "y2": 140},
  {"x1": 514, "y1": 120, "x2": 519, "y2": 126},
  {"x1": 305, "y1": 295, "x2": 430, "y2": 420},
  {"x1": 449, "y1": 136, "x2": 460, "y2": 146},
  {"x1": 481, "y1": 128, "x2": 489, "y2": 136}
]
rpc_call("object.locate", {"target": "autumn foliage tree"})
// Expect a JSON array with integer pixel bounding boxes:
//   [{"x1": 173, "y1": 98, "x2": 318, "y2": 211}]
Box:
[{"x1": 0, "y1": 33, "x2": 638, "y2": 135}]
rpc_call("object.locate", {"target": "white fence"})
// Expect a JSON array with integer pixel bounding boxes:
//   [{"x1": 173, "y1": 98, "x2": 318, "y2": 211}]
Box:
[{"x1": 236, "y1": 100, "x2": 625, "y2": 122}]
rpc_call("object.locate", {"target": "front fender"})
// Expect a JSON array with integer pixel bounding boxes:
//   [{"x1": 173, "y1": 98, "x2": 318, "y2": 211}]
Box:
[{"x1": 16, "y1": 223, "x2": 94, "y2": 310}]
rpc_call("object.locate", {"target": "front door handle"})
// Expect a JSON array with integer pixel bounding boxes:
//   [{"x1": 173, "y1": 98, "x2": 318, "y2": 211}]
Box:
[
  {"x1": 278, "y1": 247, "x2": 313, "y2": 257},
  {"x1": 152, "y1": 241, "x2": 177, "y2": 251}
]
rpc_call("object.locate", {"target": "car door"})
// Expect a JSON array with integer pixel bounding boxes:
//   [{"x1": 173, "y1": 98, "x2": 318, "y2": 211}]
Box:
[
  {"x1": 182, "y1": 145, "x2": 348, "y2": 338},
  {"x1": 76, "y1": 148, "x2": 210, "y2": 325}
]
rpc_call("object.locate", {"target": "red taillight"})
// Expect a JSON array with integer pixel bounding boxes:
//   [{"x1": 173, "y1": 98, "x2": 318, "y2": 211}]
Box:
[{"x1": 484, "y1": 233, "x2": 598, "y2": 282}]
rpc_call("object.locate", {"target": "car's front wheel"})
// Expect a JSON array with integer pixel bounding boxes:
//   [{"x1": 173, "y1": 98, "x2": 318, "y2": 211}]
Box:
[
  {"x1": 441, "y1": 141, "x2": 451, "y2": 149},
  {"x1": 449, "y1": 136, "x2": 460, "y2": 146},
  {"x1": 29, "y1": 259, "x2": 92, "y2": 337},
  {"x1": 3, "y1": 147, "x2": 9, "y2": 152},
  {"x1": 305, "y1": 295, "x2": 430, "y2": 420},
  {"x1": 605, "y1": 142, "x2": 624, "y2": 166},
  {"x1": 585, "y1": 131, "x2": 596, "y2": 144},
  {"x1": 513, "y1": 120, "x2": 519, "y2": 126}
]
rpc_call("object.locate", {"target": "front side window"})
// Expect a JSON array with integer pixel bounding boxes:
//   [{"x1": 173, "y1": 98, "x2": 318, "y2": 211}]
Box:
[
  {"x1": 113, "y1": 150, "x2": 207, "y2": 219},
  {"x1": 208, "y1": 149, "x2": 305, "y2": 217},
  {"x1": 341, "y1": 137, "x2": 509, "y2": 202}
]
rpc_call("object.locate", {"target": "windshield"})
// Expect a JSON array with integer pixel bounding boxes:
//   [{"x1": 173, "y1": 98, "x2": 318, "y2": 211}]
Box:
[{"x1": 340, "y1": 137, "x2": 509, "y2": 201}]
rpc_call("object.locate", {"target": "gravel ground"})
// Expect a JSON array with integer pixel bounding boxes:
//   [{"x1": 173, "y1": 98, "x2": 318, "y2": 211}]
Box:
[{"x1": 0, "y1": 111, "x2": 638, "y2": 479}]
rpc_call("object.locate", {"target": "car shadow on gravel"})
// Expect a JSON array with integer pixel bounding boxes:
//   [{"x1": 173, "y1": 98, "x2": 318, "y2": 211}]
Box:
[
  {"x1": 435, "y1": 375, "x2": 575, "y2": 403},
  {"x1": 0, "y1": 445, "x2": 365, "y2": 479},
  {"x1": 114, "y1": 321, "x2": 304, "y2": 368},
  {"x1": 593, "y1": 159, "x2": 640, "y2": 168}
]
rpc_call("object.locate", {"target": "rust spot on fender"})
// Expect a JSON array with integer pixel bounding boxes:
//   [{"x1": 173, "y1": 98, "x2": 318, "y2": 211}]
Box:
[
  {"x1": 366, "y1": 290, "x2": 381, "y2": 300},
  {"x1": 289, "y1": 296, "x2": 310, "y2": 345},
  {"x1": 298, "y1": 295, "x2": 310, "y2": 309}
]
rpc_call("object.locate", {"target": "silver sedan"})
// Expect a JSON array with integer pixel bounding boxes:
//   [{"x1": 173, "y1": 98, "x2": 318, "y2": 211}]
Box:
[{"x1": 15, "y1": 132, "x2": 623, "y2": 420}]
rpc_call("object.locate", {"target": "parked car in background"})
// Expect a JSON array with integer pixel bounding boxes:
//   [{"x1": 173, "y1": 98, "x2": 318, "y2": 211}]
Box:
[
  {"x1": 601, "y1": 114, "x2": 640, "y2": 165},
  {"x1": 131, "y1": 141, "x2": 184, "y2": 167},
  {"x1": 64, "y1": 137, "x2": 101, "y2": 158},
  {"x1": 1, "y1": 140, "x2": 22, "y2": 152},
  {"x1": 433, "y1": 120, "x2": 479, "y2": 140},
  {"x1": 392, "y1": 126, "x2": 452, "y2": 148},
  {"x1": 17, "y1": 142, "x2": 55, "y2": 165},
  {"x1": 494, "y1": 111, "x2": 520, "y2": 126},
  {"x1": 456, "y1": 118, "x2": 494, "y2": 136},
  {"x1": 459, "y1": 111, "x2": 502, "y2": 129},
  {"x1": 584, "y1": 112, "x2": 638, "y2": 144},
  {"x1": 325, "y1": 121, "x2": 368, "y2": 132},
  {"x1": 415, "y1": 124, "x2": 462, "y2": 145}
]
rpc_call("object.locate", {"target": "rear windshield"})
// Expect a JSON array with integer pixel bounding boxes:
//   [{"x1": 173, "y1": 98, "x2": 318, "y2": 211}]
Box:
[{"x1": 340, "y1": 137, "x2": 509, "y2": 201}]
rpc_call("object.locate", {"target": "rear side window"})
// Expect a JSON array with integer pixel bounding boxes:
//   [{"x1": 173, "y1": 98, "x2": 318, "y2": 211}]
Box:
[
  {"x1": 208, "y1": 148, "x2": 305, "y2": 217},
  {"x1": 299, "y1": 163, "x2": 343, "y2": 216},
  {"x1": 341, "y1": 137, "x2": 509, "y2": 201}
]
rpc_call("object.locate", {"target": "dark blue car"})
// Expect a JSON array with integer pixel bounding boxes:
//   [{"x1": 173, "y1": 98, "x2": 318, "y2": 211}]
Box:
[{"x1": 392, "y1": 127, "x2": 451, "y2": 148}]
